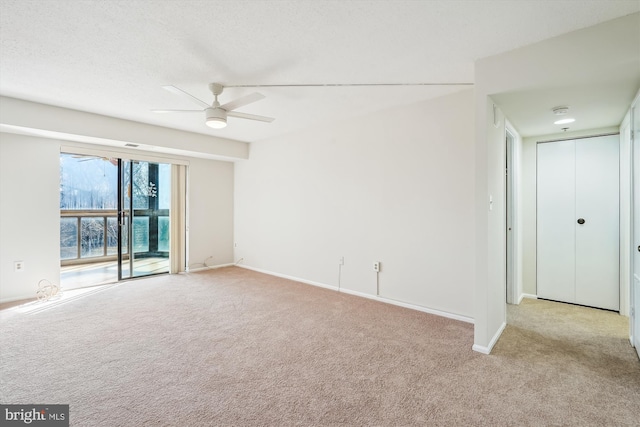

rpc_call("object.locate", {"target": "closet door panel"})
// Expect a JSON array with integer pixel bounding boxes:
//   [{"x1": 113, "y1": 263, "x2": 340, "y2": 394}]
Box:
[
  {"x1": 537, "y1": 140, "x2": 576, "y2": 303},
  {"x1": 575, "y1": 135, "x2": 620, "y2": 311}
]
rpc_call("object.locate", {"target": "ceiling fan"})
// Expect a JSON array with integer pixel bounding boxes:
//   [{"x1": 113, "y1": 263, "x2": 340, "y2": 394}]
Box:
[{"x1": 152, "y1": 83, "x2": 274, "y2": 129}]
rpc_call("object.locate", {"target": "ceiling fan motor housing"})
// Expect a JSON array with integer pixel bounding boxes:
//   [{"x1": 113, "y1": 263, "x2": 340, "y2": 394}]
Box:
[{"x1": 205, "y1": 107, "x2": 227, "y2": 128}]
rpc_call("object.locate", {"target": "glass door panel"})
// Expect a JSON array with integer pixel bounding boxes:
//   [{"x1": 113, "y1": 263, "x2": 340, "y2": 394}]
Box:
[
  {"x1": 59, "y1": 153, "x2": 119, "y2": 289},
  {"x1": 118, "y1": 159, "x2": 170, "y2": 279}
]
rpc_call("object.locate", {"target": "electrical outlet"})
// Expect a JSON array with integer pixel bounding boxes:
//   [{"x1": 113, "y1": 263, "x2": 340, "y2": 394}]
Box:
[
  {"x1": 373, "y1": 262, "x2": 380, "y2": 272},
  {"x1": 14, "y1": 261, "x2": 25, "y2": 272},
  {"x1": 339, "y1": 256, "x2": 344, "y2": 265}
]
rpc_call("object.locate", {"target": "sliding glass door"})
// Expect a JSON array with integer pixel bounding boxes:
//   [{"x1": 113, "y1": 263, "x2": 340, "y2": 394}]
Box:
[
  {"x1": 60, "y1": 153, "x2": 171, "y2": 288},
  {"x1": 118, "y1": 159, "x2": 170, "y2": 279}
]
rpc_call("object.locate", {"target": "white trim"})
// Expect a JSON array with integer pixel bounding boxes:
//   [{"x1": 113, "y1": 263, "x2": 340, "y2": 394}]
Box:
[
  {"x1": 238, "y1": 265, "x2": 339, "y2": 292},
  {"x1": 472, "y1": 321, "x2": 507, "y2": 354},
  {"x1": 339, "y1": 287, "x2": 474, "y2": 324},
  {"x1": 237, "y1": 265, "x2": 474, "y2": 324},
  {"x1": 519, "y1": 293, "x2": 538, "y2": 303},
  {"x1": 632, "y1": 89, "x2": 640, "y2": 358},
  {"x1": 505, "y1": 123, "x2": 517, "y2": 305},
  {"x1": 535, "y1": 131, "x2": 620, "y2": 145},
  {"x1": 618, "y1": 118, "x2": 631, "y2": 317},
  {"x1": 186, "y1": 262, "x2": 235, "y2": 273},
  {"x1": 0, "y1": 294, "x2": 36, "y2": 304},
  {"x1": 505, "y1": 120, "x2": 524, "y2": 309},
  {"x1": 471, "y1": 344, "x2": 491, "y2": 354}
]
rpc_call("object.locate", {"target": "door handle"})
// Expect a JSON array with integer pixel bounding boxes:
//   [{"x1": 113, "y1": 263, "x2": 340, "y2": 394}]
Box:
[{"x1": 577, "y1": 218, "x2": 585, "y2": 225}]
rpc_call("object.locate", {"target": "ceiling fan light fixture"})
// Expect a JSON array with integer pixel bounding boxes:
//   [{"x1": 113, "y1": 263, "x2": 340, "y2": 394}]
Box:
[
  {"x1": 206, "y1": 117, "x2": 227, "y2": 129},
  {"x1": 554, "y1": 118, "x2": 575, "y2": 125},
  {"x1": 205, "y1": 108, "x2": 227, "y2": 129}
]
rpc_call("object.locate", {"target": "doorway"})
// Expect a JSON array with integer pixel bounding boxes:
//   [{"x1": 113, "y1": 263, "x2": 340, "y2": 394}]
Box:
[{"x1": 60, "y1": 153, "x2": 171, "y2": 288}]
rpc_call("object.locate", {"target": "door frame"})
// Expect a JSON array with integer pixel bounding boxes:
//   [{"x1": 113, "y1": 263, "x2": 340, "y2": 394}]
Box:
[
  {"x1": 505, "y1": 121, "x2": 520, "y2": 304},
  {"x1": 505, "y1": 128, "x2": 515, "y2": 304},
  {"x1": 620, "y1": 112, "x2": 632, "y2": 319},
  {"x1": 61, "y1": 144, "x2": 187, "y2": 283},
  {"x1": 629, "y1": 91, "x2": 640, "y2": 357}
]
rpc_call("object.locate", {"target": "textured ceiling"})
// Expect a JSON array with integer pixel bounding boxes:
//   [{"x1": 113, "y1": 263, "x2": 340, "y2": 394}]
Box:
[{"x1": 1, "y1": 0, "x2": 639, "y2": 142}]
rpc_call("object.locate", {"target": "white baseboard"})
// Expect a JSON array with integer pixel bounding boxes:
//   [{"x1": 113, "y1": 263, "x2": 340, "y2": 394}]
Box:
[
  {"x1": 338, "y1": 287, "x2": 474, "y2": 324},
  {"x1": 0, "y1": 294, "x2": 36, "y2": 304},
  {"x1": 238, "y1": 265, "x2": 339, "y2": 292},
  {"x1": 471, "y1": 344, "x2": 491, "y2": 354},
  {"x1": 237, "y1": 265, "x2": 474, "y2": 324},
  {"x1": 472, "y1": 321, "x2": 507, "y2": 354},
  {"x1": 186, "y1": 262, "x2": 235, "y2": 273},
  {"x1": 519, "y1": 293, "x2": 537, "y2": 303}
]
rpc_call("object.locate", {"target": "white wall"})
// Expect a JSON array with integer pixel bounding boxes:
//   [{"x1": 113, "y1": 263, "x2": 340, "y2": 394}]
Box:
[
  {"x1": 0, "y1": 133, "x2": 235, "y2": 303},
  {"x1": 187, "y1": 158, "x2": 235, "y2": 269},
  {"x1": 0, "y1": 133, "x2": 60, "y2": 302},
  {"x1": 235, "y1": 89, "x2": 475, "y2": 319},
  {"x1": 472, "y1": 97, "x2": 508, "y2": 353}
]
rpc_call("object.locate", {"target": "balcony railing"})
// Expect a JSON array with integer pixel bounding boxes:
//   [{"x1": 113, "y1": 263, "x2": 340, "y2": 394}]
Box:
[
  {"x1": 60, "y1": 209, "x2": 169, "y2": 266},
  {"x1": 60, "y1": 210, "x2": 121, "y2": 265}
]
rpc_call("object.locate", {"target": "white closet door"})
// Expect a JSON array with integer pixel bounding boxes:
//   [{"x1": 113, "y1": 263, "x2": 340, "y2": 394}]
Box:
[
  {"x1": 633, "y1": 104, "x2": 640, "y2": 358},
  {"x1": 575, "y1": 135, "x2": 619, "y2": 310},
  {"x1": 537, "y1": 135, "x2": 620, "y2": 311},
  {"x1": 537, "y1": 140, "x2": 576, "y2": 303}
]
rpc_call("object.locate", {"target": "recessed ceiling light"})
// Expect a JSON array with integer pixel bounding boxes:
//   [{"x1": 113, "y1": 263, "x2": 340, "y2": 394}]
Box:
[{"x1": 554, "y1": 118, "x2": 575, "y2": 125}]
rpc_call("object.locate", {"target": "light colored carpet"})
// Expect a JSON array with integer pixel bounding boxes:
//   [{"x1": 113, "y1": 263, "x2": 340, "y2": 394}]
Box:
[{"x1": 0, "y1": 267, "x2": 638, "y2": 426}]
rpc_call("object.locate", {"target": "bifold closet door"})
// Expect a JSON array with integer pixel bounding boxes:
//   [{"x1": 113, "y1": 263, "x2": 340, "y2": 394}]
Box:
[
  {"x1": 537, "y1": 135, "x2": 619, "y2": 311},
  {"x1": 537, "y1": 140, "x2": 576, "y2": 304},
  {"x1": 574, "y1": 136, "x2": 619, "y2": 310}
]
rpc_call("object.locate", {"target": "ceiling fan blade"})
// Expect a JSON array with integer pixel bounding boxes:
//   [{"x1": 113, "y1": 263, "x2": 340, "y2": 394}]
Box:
[
  {"x1": 151, "y1": 109, "x2": 203, "y2": 113},
  {"x1": 77, "y1": 156, "x2": 108, "y2": 162},
  {"x1": 162, "y1": 85, "x2": 210, "y2": 109},
  {"x1": 227, "y1": 111, "x2": 275, "y2": 123},
  {"x1": 221, "y1": 92, "x2": 265, "y2": 112}
]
